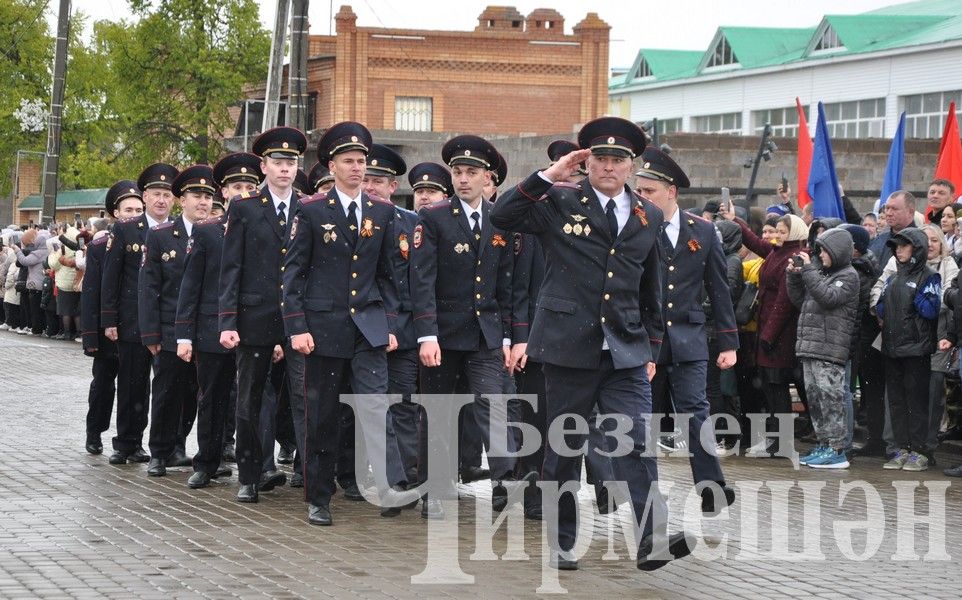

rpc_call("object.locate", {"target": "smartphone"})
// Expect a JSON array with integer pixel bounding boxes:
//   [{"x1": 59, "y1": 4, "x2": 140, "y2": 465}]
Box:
[
  {"x1": 791, "y1": 255, "x2": 804, "y2": 268},
  {"x1": 780, "y1": 173, "x2": 789, "y2": 192},
  {"x1": 721, "y1": 187, "x2": 730, "y2": 214}
]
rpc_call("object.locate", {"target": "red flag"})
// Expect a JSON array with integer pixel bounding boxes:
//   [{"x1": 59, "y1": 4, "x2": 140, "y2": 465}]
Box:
[
  {"x1": 796, "y1": 97, "x2": 813, "y2": 208},
  {"x1": 935, "y1": 101, "x2": 962, "y2": 199}
]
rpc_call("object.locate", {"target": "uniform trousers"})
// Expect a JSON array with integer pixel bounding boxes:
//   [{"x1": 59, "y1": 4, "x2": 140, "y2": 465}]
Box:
[
  {"x1": 148, "y1": 349, "x2": 198, "y2": 460},
  {"x1": 112, "y1": 340, "x2": 151, "y2": 454},
  {"x1": 193, "y1": 351, "x2": 234, "y2": 474},
  {"x1": 86, "y1": 345, "x2": 119, "y2": 442}
]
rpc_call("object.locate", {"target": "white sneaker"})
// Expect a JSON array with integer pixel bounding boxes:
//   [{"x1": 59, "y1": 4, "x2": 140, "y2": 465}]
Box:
[
  {"x1": 745, "y1": 438, "x2": 773, "y2": 457},
  {"x1": 715, "y1": 441, "x2": 736, "y2": 458},
  {"x1": 0, "y1": 323, "x2": 9, "y2": 331},
  {"x1": 15, "y1": 327, "x2": 28, "y2": 335}
]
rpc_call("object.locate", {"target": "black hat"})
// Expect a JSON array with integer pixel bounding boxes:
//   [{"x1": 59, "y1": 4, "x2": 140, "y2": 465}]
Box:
[
  {"x1": 635, "y1": 147, "x2": 691, "y2": 188},
  {"x1": 308, "y1": 162, "x2": 334, "y2": 192},
  {"x1": 317, "y1": 121, "x2": 372, "y2": 159},
  {"x1": 490, "y1": 152, "x2": 507, "y2": 186},
  {"x1": 408, "y1": 162, "x2": 452, "y2": 195},
  {"x1": 577, "y1": 117, "x2": 646, "y2": 159},
  {"x1": 252, "y1": 126, "x2": 307, "y2": 159},
  {"x1": 293, "y1": 169, "x2": 310, "y2": 196},
  {"x1": 213, "y1": 152, "x2": 263, "y2": 187},
  {"x1": 137, "y1": 163, "x2": 179, "y2": 191},
  {"x1": 547, "y1": 139, "x2": 586, "y2": 175},
  {"x1": 441, "y1": 135, "x2": 498, "y2": 169},
  {"x1": 106, "y1": 180, "x2": 142, "y2": 214},
  {"x1": 366, "y1": 144, "x2": 407, "y2": 177},
  {"x1": 172, "y1": 165, "x2": 216, "y2": 197},
  {"x1": 211, "y1": 199, "x2": 226, "y2": 213}
]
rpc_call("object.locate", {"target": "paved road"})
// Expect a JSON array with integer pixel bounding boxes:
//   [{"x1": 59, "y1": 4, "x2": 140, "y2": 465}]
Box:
[{"x1": 0, "y1": 330, "x2": 959, "y2": 599}]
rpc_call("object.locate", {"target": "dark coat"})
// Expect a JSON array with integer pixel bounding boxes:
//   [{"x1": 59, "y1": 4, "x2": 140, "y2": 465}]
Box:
[
  {"x1": 510, "y1": 232, "x2": 545, "y2": 344},
  {"x1": 389, "y1": 206, "x2": 419, "y2": 351},
  {"x1": 175, "y1": 215, "x2": 230, "y2": 354},
  {"x1": 218, "y1": 189, "x2": 297, "y2": 346},
  {"x1": 737, "y1": 218, "x2": 803, "y2": 369},
  {"x1": 875, "y1": 228, "x2": 941, "y2": 357},
  {"x1": 101, "y1": 215, "x2": 149, "y2": 343},
  {"x1": 281, "y1": 190, "x2": 400, "y2": 358},
  {"x1": 80, "y1": 234, "x2": 114, "y2": 355},
  {"x1": 490, "y1": 172, "x2": 665, "y2": 370},
  {"x1": 138, "y1": 217, "x2": 190, "y2": 351},
  {"x1": 411, "y1": 197, "x2": 513, "y2": 352}
]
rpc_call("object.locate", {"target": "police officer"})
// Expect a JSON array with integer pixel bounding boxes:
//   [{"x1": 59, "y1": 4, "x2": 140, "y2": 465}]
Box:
[
  {"x1": 176, "y1": 154, "x2": 261, "y2": 489},
  {"x1": 292, "y1": 167, "x2": 310, "y2": 198},
  {"x1": 219, "y1": 126, "x2": 306, "y2": 503},
  {"x1": 81, "y1": 183, "x2": 141, "y2": 454},
  {"x1": 482, "y1": 151, "x2": 508, "y2": 202},
  {"x1": 635, "y1": 147, "x2": 738, "y2": 516},
  {"x1": 282, "y1": 121, "x2": 414, "y2": 526},
  {"x1": 409, "y1": 162, "x2": 451, "y2": 212},
  {"x1": 308, "y1": 161, "x2": 335, "y2": 196},
  {"x1": 139, "y1": 165, "x2": 213, "y2": 476},
  {"x1": 102, "y1": 163, "x2": 178, "y2": 465},
  {"x1": 491, "y1": 117, "x2": 697, "y2": 571},
  {"x1": 411, "y1": 135, "x2": 533, "y2": 516}
]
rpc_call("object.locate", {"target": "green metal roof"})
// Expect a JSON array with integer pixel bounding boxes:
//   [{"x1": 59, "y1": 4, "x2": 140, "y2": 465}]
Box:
[
  {"x1": 611, "y1": 0, "x2": 962, "y2": 91},
  {"x1": 18, "y1": 189, "x2": 108, "y2": 210}
]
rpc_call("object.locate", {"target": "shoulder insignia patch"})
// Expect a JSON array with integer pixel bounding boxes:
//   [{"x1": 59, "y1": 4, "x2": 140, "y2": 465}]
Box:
[
  {"x1": 513, "y1": 232, "x2": 523, "y2": 256},
  {"x1": 290, "y1": 215, "x2": 299, "y2": 240},
  {"x1": 106, "y1": 233, "x2": 114, "y2": 252},
  {"x1": 413, "y1": 224, "x2": 424, "y2": 249}
]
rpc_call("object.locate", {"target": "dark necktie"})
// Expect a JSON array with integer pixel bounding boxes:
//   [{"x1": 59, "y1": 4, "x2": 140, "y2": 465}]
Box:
[
  {"x1": 277, "y1": 201, "x2": 287, "y2": 225},
  {"x1": 605, "y1": 198, "x2": 619, "y2": 240},
  {"x1": 347, "y1": 200, "x2": 358, "y2": 245},
  {"x1": 660, "y1": 222, "x2": 674, "y2": 255},
  {"x1": 471, "y1": 212, "x2": 481, "y2": 242}
]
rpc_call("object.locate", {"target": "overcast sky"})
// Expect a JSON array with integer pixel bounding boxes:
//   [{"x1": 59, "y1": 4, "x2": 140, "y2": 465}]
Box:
[{"x1": 69, "y1": 0, "x2": 908, "y2": 68}]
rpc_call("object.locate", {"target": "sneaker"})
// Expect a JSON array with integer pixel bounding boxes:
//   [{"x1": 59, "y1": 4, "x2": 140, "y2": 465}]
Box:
[
  {"x1": 799, "y1": 445, "x2": 827, "y2": 465},
  {"x1": 942, "y1": 464, "x2": 962, "y2": 477},
  {"x1": 901, "y1": 452, "x2": 929, "y2": 472},
  {"x1": 714, "y1": 441, "x2": 736, "y2": 458},
  {"x1": 657, "y1": 432, "x2": 688, "y2": 454},
  {"x1": 808, "y1": 449, "x2": 849, "y2": 469},
  {"x1": 0, "y1": 323, "x2": 8, "y2": 331},
  {"x1": 15, "y1": 327, "x2": 28, "y2": 335},
  {"x1": 745, "y1": 438, "x2": 774, "y2": 457},
  {"x1": 883, "y1": 449, "x2": 910, "y2": 470}
]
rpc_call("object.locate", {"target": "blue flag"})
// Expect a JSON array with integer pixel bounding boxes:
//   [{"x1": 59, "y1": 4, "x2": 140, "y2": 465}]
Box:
[
  {"x1": 878, "y1": 112, "x2": 906, "y2": 209},
  {"x1": 807, "y1": 102, "x2": 844, "y2": 220}
]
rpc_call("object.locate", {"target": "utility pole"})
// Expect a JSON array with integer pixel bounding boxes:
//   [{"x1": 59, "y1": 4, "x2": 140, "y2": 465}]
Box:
[
  {"x1": 288, "y1": 0, "x2": 310, "y2": 136},
  {"x1": 42, "y1": 0, "x2": 71, "y2": 225},
  {"x1": 263, "y1": 0, "x2": 291, "y2": 132}
]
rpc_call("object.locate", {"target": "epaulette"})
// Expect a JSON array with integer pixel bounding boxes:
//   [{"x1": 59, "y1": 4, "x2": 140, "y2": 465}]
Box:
[
  {"x1": 231, "y1": 190, "x2": 255, "y2": 203},
  {"x1": 426, "y1": 200, "x2": 451, "y2": 210},
  {"x1": 300, "y1": 195, "x2": 326, "y2": 205},
  {"x1": 151, "y1": 221, "x2": 174, "y2": 231},
  {"x1": 196, "y1": 215, "x2": 225, "y2": 227},
  {"x1": 395, "y1": 206, "x2": 417, "y2": 218},
  {"x1": 552, "y1": 182, "x2": 582, "y2": 190},
  {"x1": 117, "y1": 216, "x2": 141, "y2": 224},
  {"x1": 90, "y1": 235, "x2": 108, "y2": 246},
  {"x1": 685, "y1": 210, "x2": 711, "y2": 224},
  {"x1": 368, "y1": 195, "x2": 394, "y2": 207}
]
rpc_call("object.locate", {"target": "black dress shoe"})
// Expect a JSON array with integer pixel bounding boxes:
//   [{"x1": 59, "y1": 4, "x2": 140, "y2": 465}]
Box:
[
  {"x1": 700, "y1": 484, "x2": 736, "y2": 517},
  {"x1": 637, "y1": 531, "x2": 697, "y2": 571},
  {"x1": 147, "y1": 458, "x2": 167, "y2": 477},
  {"x1": 129, "y1": 447, "x2": 150, "y2": 463},
  {"x1": 277, "y1": 446, "x2": 294, "y2": 465},
  {"x1": 237, "y1": 484, "x2": 258, "y2": 503},
  {"x1": 85, "y1": 440, "x2": 103, "y2": 455},
  {"x1": 108, "y1": 451, "x2": 128, "y2": 465},
  {"x1": 524, "y1": 506, "x2": 543, "y2": 520},
  {"x1": 549, "y1": 550, "x2": 579, "y2": 570},
  {"x1": 379, "y1": 485, "x2": 418, "y2": 517},
  {"x1": 492, "y1": 471, "x2": 539, "y2": 512},
  {"x1": 459, "y1": 466, "x2": 490, "y2": 484},
  {"x1": 290, "y1": 471, "x2": 304, "y2": 488},
  {"x1": 596, "y1": 486, "x2": 612, "y2": 514},
  {"x1": 849, "y1": 441, "x2": 884, "y2": 458},
  {"x1": 212, "y1": 465, "x2": 232, "y2": 479},
  {"x1": 308, "y1": 504, "x2": 332, "y2": 526},
  {"x1": 259, "y1": 470, "x2": 287, "y2": 492},
  {"x1": 188, "y1": 471, "x2": 212, "y2": 489},
  {"x1": 341, "y1": 481, "x2": 364, "y2": 501},
  {"x1": 421, "y1": 498, "x2": 444, "y2": 520},
  {"x1": 222, "y1": 443, "x2": 236, "y2": 463},
  {"x1": 166, "y1": 450, "x2": 192, "y2": 468}
]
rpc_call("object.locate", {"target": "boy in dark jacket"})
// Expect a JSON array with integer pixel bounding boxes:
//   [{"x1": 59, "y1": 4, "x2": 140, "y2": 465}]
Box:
[
  {"x1": 874, "y1": 228, "x2": 941, "y2": 471},
  {"x1": 787, "y1": 228, "x2": 860, "y2": 468}
]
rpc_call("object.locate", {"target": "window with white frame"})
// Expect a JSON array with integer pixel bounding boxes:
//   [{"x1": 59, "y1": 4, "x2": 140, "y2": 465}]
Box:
[
  {"x1": 633, "y1": 58, "x2": 652, "y2": 80},
  {"x1": 903, "y1": 90, "x2": 962, "y2": 139},
  {"x1": 706, "y1": 37, "x2": 738, "y2": 68},
  {"x1": 823, "y1": 98, "x2": 885, "y2": 138},
  {"x1": 814, "y1": 26, "x2": 844, "y2": 52},
  {"x1": 395, "y1": 96, "x2": 433, "y2": 132},
  {"x1": 657, "y1": 118, "x2": 682, "y2": 134},
  {"x1": 692, "y1": 112, "x2": 742, "y2": 135},
  {"x1": 753, "y1": 106, "x2": 805, "y2": 137}
]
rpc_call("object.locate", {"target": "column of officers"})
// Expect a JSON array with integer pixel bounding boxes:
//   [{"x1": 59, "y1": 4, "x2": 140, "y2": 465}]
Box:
[{"x1": 82, "y1": 116, "x2": 738, "y2": 572}]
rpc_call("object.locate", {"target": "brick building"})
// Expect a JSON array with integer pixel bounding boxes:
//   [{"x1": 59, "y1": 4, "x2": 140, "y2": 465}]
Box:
[{"x1": 235, "y1": 5, "x2": 611, "y2": 144}]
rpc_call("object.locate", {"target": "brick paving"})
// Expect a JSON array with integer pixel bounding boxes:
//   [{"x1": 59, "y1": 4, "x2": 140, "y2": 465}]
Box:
[{"x1": 0, "y1": 329, "x2": 959, "y2": 599}]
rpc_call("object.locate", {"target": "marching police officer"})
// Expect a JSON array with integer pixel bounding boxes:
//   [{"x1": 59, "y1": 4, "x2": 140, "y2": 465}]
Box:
[
  {"x1": 176, "y1": 153, "x2": 262, "y2": 489},
  {"x1": 139, "y1": 165, "x2": 213, "y2": 476},
  {"x1": 282, "y1": 121, "x2": 414, "y2": 526},
  {"x1": 81, "y1": 183, "x2": 141, "y2": 454},
  {"x1": 635, "y1": 147, "x2": 738, "y2": 516},
  {"x1": 219, "y1": 126, "x2": 306, "y2": 503},
  {"x1": 491, "y1": 117, "x2": 697, "y2": 571},
  {"x1": 102, "y1": 163, "x2": 178, "y2": 465}
]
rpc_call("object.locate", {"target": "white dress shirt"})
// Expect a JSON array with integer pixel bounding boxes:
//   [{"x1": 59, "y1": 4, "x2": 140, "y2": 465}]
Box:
[{"x1": 663, "y1": 205, "x2": 681, "y2": 248}]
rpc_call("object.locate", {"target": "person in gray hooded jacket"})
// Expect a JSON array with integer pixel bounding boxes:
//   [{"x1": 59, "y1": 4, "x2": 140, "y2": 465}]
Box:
[{"x1": 787, "y1": 227, "x2": 860, "y2": 469}]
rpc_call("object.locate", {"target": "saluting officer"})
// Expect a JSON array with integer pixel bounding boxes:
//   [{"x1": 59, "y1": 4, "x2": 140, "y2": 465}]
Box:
[
  {"x1": 635, "y1": 147, "x2": 738, "y2": 516},
  {"x1": 176, "y1": 153, "x2": 261, "y2": 489},
  {"x1": 491, "y1": 117, "x2": 697, "y2": 571},
  {"x1": 282, "y1": 121, "x2": 414, "y2": 526},
  {"x1": 102, "y1": 163, "x2": 178, "y2": 465},
  {"x1": 219, "y1": 126, "x2": 306, "y2": 504},
  {"x1": 139, "y1": 165, "x2": 213, "y2": 476},
  {"x1": 81, "y1": 183, "x2": 142, "y2": 455},
  {"x1": 411, "y1": 135, "x2": 533, "y2": 517}
]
